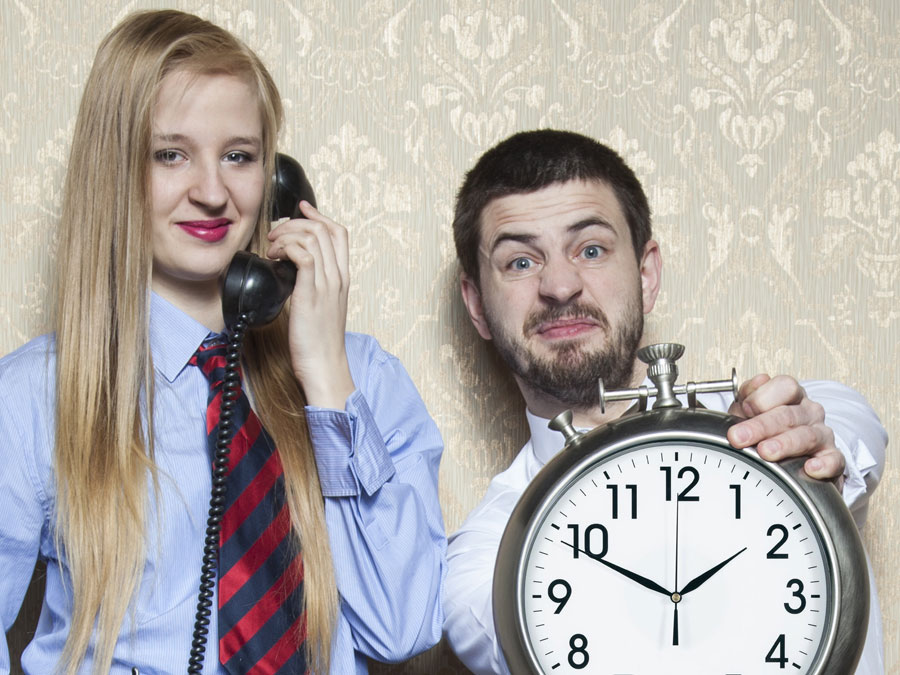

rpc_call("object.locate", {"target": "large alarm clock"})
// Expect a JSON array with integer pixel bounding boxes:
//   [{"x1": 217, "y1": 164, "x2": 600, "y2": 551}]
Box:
[{"x1": 493, "y1": 344, "x2": 868, "y2": 675}]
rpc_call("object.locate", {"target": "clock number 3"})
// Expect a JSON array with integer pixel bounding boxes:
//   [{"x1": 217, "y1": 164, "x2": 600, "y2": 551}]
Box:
[
  {"x1": 784, "y1": 578, "x2": 807, "y2": 614},
  {"x1": 660, "y1": 466, "x2": 700, "y2": 501}
]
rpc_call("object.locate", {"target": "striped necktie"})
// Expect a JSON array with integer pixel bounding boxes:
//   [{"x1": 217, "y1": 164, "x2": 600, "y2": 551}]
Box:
[{"x1": 190, "y1": 339, "x2": 308, "y2": 674}]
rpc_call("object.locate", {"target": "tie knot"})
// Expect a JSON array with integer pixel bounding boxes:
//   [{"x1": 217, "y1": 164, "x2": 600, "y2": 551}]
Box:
[{"x1": 189, "y1": 339, "x2": 231, "y2": 390}]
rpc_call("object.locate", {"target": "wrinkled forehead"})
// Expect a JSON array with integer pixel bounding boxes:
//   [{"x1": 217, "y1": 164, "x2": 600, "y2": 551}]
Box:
[{"x1": 478, "y1": 179, "x2": 629, "y2": 252}]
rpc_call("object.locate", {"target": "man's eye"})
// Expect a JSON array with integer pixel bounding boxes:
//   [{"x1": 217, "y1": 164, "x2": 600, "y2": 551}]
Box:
[
  {"x1": 511, "y1": 257, "x2": 533, "y2": 270},
  {"x1": 582, "y1": 245, "x2": 603, "y2": 259}
]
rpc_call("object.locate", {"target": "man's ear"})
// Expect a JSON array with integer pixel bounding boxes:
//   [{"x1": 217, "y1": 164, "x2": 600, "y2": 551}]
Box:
[
  {"x1": 460, "y1": 273, "x2": 493, "y2": 341},
  {"x1": 639, "y1": 239, "x2": 662, "y2": 314}
]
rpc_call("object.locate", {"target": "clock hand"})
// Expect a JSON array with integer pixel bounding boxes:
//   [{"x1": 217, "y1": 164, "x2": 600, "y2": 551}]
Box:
[
  {"x1": 678, "y1": 547, "x2": 748, "y2": 596},
  {"x1": 564, "y1": 542, "x2": 671, "y2": 597},
  {"x1": 672, "y1": 498, "x2": 680, "y2": 646}
]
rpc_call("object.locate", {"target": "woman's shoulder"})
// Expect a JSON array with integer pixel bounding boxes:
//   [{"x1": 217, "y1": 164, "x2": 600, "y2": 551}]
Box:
[
  {"x1": 0, "y1": 333, "x2": 57, "y2": 393},
  {"x1": 343, "y1": 331, "x2": 392, "y2": 364}
]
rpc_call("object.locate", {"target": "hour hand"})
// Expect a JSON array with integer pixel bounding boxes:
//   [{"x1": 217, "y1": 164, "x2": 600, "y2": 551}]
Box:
[
  {"x1": 679, "y1": 547, "x2": 747, "y2": 596},
  {"x1": 566, "y1": 542, "x2": 671, "y2": 597}
]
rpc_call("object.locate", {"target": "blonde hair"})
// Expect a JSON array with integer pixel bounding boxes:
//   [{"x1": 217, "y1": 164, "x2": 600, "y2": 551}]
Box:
[{"x1": 54, "y1": 10, "x2": 336, "y2": 673}]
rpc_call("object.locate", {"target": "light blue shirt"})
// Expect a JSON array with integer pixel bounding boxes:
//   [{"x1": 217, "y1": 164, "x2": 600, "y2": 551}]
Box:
[{"x1": 0, "y1": 293, "x2": 446, "y2": 674}]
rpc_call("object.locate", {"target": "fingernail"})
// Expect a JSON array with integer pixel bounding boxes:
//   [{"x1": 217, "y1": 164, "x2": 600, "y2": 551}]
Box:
[
  {"x1": 732, "y1": 426, "x2": 749, "y2": 444},
  {"x1": 758, "y1": 439, "x2": 780, "y2": 458},
  {"x1": 807, "y1": 458, "x2": 822, "y2": 473}
]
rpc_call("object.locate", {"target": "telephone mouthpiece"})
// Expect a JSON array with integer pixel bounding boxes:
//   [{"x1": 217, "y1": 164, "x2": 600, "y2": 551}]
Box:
[{"x1": 221, "y1": 251, "x2": 297, "y2": 328}]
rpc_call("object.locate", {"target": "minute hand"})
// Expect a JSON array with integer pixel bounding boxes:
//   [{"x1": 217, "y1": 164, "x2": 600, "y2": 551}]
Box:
[
  {"x1": 678, "y1": 547, "x2": 747, "y2": 596},
  {"x1": 566, "y1": 544, "x2": 672, "y2": 597}
]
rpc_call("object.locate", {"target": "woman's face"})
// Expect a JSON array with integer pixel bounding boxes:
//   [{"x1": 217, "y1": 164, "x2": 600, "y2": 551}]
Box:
[{"x1": 149, "y1": 69, "x2": 265, "y2": 309}]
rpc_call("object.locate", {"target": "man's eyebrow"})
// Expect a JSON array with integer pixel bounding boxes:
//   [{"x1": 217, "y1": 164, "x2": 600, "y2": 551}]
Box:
[
  {"x1": 489, "y1": 217, "x2": 617, "y2": 254},
  {"x1": 490, "y1": 232, "x2": 537, "y2": 253},
  {"x1": 568, "y1": 217, "x2": 617, "y2": 234}
]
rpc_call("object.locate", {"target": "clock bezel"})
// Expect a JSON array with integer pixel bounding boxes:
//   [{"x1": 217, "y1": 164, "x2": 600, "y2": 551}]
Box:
[{"x1": 493, "y1": 406, "x2": 869, "y2": 675}]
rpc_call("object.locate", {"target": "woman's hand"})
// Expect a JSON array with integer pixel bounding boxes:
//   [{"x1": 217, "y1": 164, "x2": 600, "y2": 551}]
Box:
[{"x1": 266, "y1": 200, "x2": 355, "y2": 408}]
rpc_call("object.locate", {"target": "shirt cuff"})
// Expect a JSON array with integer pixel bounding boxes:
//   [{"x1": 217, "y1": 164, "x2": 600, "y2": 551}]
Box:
[
  {"x1": 305, "y1": 389, "x2": 395, "y2": 498},
  {"x1": 835, "y1": 432, "x2": 877, "y2": 527}
]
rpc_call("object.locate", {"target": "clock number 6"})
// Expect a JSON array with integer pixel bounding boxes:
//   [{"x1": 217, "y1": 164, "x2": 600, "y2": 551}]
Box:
[
  {"x1": 660, "y1": 466, "x2": 700, "y2": 501},
  {"x1": 547, "y1": 579, "x2": 571, "y2": 614},
  {"x1": 567, "y1": 633, "x2": 589, "y2": 669}
]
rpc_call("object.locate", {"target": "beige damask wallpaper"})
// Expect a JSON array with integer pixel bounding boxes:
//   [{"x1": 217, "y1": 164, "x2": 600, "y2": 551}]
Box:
[{"x1": 1, "y1": 1, "x2": 897, "y2": 672}]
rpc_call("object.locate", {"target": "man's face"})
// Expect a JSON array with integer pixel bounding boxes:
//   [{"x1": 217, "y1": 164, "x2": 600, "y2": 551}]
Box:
[{"x1": 460, "y1": 179, "x2": 660, "y2": 409}]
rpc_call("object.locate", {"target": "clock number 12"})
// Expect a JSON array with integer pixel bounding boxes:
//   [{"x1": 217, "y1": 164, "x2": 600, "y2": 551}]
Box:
[{"x1": 660, "y1": 466, "x2": 700, "y2": 501}]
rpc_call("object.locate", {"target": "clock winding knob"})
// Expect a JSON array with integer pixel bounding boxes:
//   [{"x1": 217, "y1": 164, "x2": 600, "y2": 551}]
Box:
[
  {"x1": 548, "y1": 409, "x2": 581, "y2": 446},
  {"x1": 638, "y1": 343, "x2": 685, "y2": 409}
]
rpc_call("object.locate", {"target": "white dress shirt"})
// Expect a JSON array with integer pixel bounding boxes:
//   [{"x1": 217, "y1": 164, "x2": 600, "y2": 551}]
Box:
[{"x1": 444, "y1": 381, "x2": 886, "y2": 674}]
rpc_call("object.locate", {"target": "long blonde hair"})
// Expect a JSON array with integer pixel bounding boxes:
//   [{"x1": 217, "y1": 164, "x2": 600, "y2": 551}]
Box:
[{"x1": 54, "y1": 10, "x2": 336, "y2": 673}]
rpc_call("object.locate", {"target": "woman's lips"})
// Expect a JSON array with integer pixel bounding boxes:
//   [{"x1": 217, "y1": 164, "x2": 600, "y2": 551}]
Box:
[{"x1": 177, "y1": 218, "x2": 231, "y2": 242}]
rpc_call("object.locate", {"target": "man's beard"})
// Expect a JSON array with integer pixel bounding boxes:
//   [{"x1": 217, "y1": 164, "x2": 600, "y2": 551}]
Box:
[{"x1": 484, "y1": 293, "x2": 644, "y2": 409}]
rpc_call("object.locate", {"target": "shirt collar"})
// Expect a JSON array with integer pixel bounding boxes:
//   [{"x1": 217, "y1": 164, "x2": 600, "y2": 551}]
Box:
[
  {"x1": 526, "y1": 408, "x2": 571, "y2": 466},
  {"x1": 149, "y1": 291, "x2": 222, "y2": 383}
]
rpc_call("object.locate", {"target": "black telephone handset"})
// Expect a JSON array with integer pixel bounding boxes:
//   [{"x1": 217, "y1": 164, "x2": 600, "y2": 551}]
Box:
[
  {"x1": 189, "y1": 154, "x2": 316, "y2": 673},
  {"x1": 220, "y1": 153, "x2": 317, "y2": 328}
]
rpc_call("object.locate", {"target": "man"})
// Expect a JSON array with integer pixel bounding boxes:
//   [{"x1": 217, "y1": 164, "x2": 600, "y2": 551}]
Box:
[{"x1": 443, "y1": 129, "x2": 886, "y2": 674}]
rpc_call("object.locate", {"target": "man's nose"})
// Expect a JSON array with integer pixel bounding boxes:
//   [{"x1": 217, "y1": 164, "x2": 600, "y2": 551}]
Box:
[
  {"x1": 538, "y1": 256, "x2": 583, "y2": 305},
  {"x1": 188, "y1": 159, "x2": 228, "y2": 209}
]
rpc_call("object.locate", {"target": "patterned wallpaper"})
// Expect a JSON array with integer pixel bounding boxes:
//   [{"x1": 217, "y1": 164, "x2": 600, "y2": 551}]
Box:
[{"x1": 0, "y1": 1, "x2": 896, "y2": 672}]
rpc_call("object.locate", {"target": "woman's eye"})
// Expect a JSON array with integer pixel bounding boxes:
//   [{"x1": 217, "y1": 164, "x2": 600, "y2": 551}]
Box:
[
  {"x1": 224, "y1": 151, "x2": 254, "y2": 164},
  {"x1": 582, "y1": 245, "x2": 603, "y2": 259},
  {"x1": 154, "y1": 149, "x2": 183, "y2": 165}
]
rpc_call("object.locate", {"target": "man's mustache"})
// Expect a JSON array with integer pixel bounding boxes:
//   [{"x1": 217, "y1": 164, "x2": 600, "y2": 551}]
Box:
[{"x1": 523, "y1": 302, "x2": 611, "y2": 337}]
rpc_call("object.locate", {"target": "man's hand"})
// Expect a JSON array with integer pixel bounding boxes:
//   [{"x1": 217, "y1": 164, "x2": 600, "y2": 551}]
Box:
[{"x1": 726, "y1": 374, "x2": 845, "y2": 487}]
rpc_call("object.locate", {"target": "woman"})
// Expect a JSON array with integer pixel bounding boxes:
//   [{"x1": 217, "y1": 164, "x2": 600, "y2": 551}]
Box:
[{"x1": 0, "y1": 10, "x2": 445, "y2": 674}]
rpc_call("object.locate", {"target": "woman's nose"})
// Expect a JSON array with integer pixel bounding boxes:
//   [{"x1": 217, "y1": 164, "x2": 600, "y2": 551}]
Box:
[{"x1": 188, "y1": 159, "x2": 228, "y2": 209}]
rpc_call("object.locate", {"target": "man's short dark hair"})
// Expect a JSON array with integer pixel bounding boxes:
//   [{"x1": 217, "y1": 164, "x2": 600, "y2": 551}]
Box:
[{"x1": 452, "y1": 129, "x2": 652, "y2": 284}]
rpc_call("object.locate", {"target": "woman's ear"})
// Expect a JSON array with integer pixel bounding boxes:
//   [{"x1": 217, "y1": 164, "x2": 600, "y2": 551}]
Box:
[{"x1": 460, "y1": 273, "x2": 493, "y2": 341}]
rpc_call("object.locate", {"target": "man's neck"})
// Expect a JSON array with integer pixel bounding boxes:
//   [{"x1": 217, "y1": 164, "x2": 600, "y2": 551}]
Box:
[{"x1": 516, "y1": 360, "x2": 645, "y2": 430}]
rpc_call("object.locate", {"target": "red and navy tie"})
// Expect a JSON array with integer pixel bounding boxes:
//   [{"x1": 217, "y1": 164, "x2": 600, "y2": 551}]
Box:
[{"x1": 190, "y1": 339, "x2": 308, "y2": 674}]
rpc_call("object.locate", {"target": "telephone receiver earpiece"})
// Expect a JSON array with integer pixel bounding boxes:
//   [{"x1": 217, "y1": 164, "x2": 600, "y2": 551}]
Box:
[{"x1": 221, "y1": 153, "x2": 316, "y2": 328}]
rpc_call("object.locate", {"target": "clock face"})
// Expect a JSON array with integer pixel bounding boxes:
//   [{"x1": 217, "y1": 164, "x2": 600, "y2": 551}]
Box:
[{"x1": 518, "y1": 440, "x2": 836, "y2": 675}]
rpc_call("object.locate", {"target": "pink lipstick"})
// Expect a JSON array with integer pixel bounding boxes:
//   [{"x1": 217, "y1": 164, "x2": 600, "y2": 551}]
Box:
[{"x1": 177, "y1": 218, "x2": 231, "y2": 242}]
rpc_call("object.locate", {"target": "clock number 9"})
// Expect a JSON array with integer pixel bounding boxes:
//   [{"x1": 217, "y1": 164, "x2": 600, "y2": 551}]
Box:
[
  {"x1": 567, "y1": 633, "x2": 589, "y2": 669},
  {"x1": 548, "y1": 579, "x2": 572, "y2": 614},
  {"x1": 567, "y1": 523, "x2": 608, "y2": 559},
  {"x1": 660, "y1": 466, "x2": 700, "y2": 501},
  {"x1": 784, "y1": 578, "x2": 806, "y2": 614}
]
